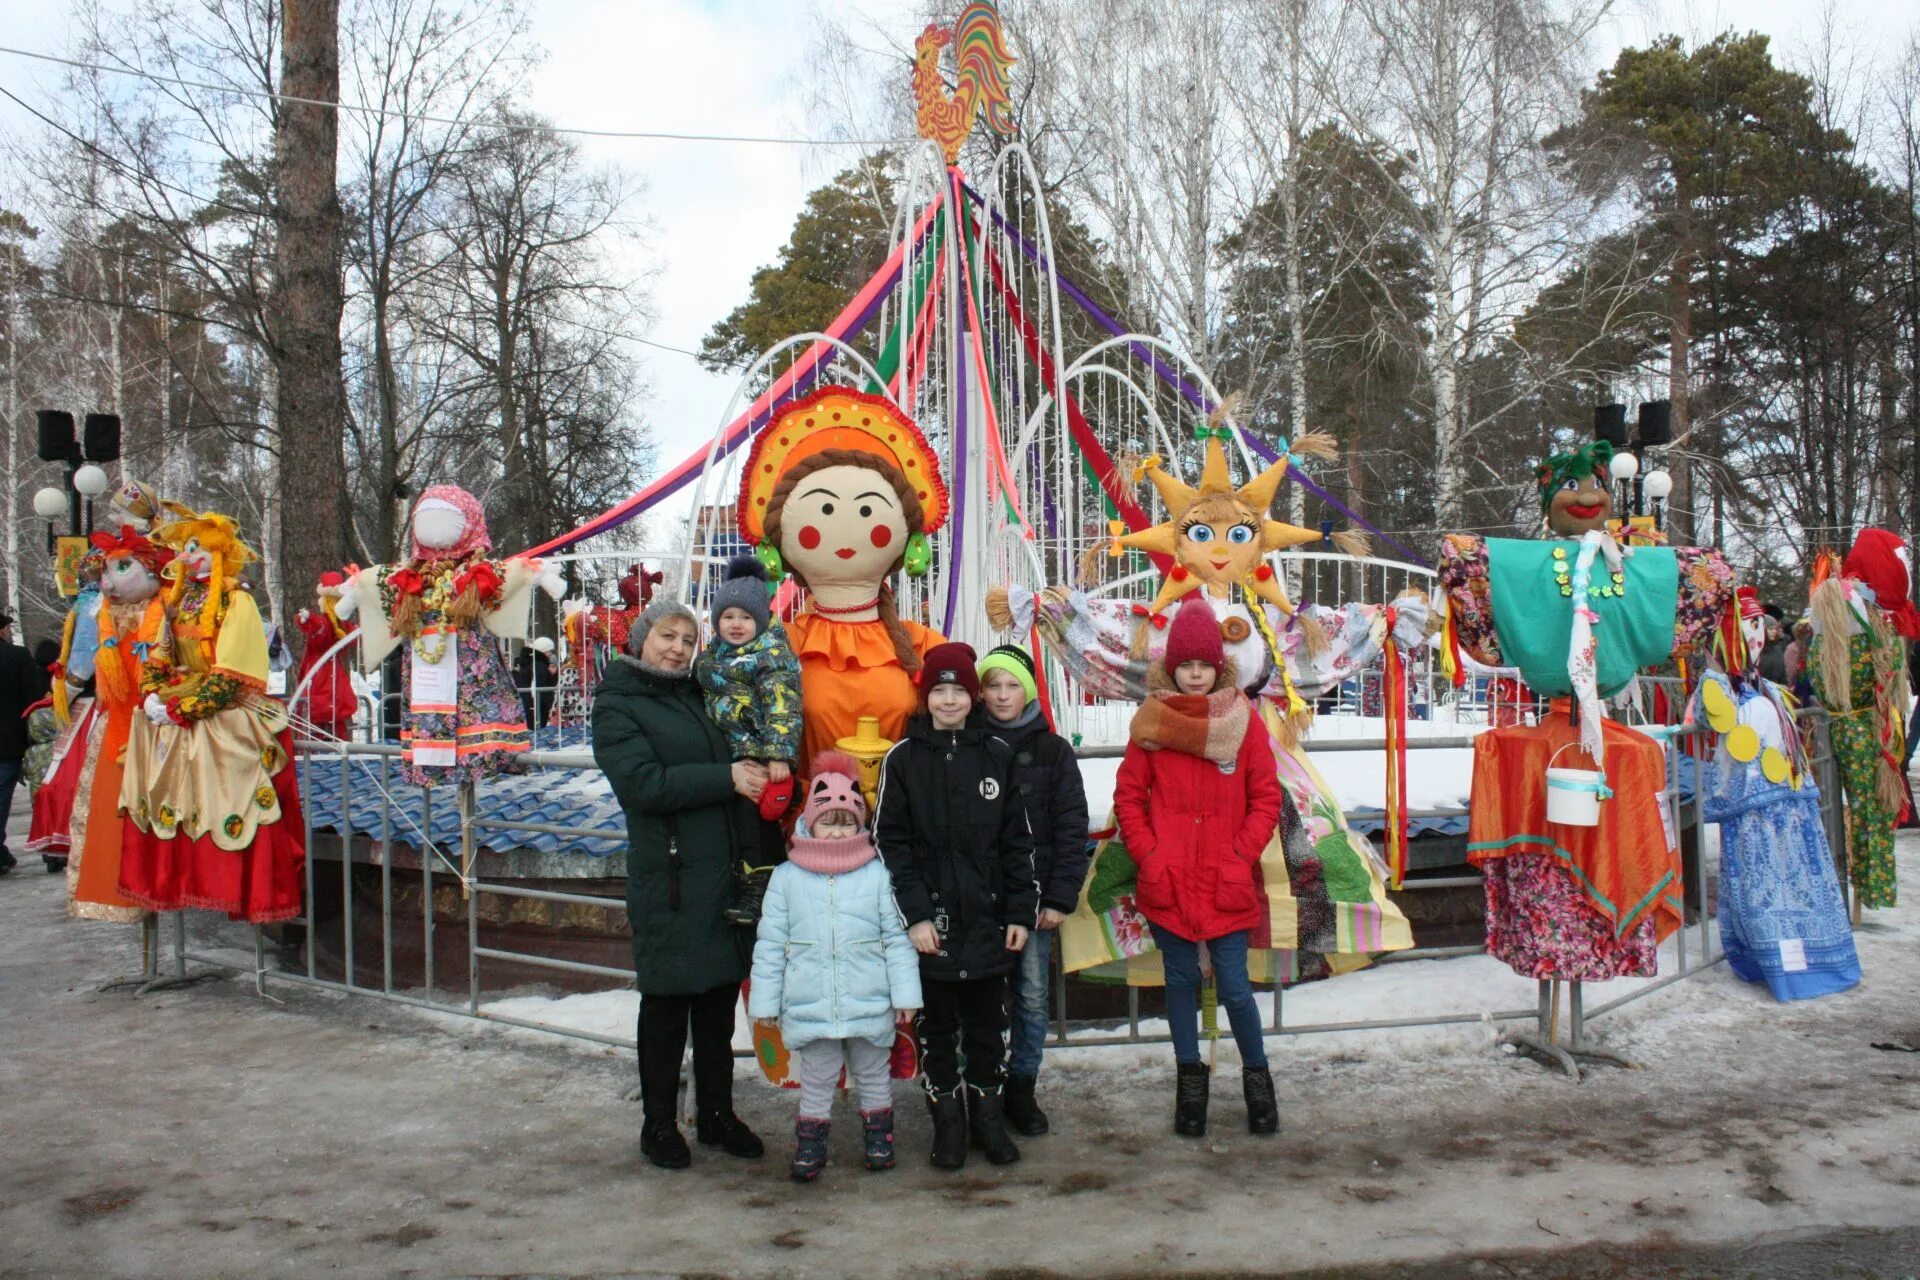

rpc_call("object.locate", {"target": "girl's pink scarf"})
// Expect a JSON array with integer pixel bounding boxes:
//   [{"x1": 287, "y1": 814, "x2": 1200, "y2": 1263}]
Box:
[{"x1": 787, "y1": 833, "x2": 879, "y2": 875}]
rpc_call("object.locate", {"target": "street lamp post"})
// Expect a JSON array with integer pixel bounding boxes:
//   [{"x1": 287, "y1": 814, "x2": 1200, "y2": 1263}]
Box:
[{"x1": 33, "y1": 410, "x2": 121, "y2": 556}]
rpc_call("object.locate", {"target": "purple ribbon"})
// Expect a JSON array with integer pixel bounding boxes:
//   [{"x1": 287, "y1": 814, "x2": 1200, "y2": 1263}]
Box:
[{"x1": 961, "y1": 183, "x2": 1429, "y2": 567}]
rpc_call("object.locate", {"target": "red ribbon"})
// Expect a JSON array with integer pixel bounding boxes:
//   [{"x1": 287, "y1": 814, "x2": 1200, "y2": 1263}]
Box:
[
  {"x1": 456, "y1": 561, "x2": 502, "y2": 599},
  {"x1": 388, "y1": 568, "x2": 425, "y2": 596},
  {"x1": 1383, "y1": 605, "x2": 1409, "y2": 890},
  {"x1": 1130, "y1": 604, "x2": 1168, "y2": 630}
]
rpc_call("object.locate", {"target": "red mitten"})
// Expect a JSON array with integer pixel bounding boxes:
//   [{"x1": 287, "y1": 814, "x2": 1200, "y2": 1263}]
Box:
[{"x1": 758, "y1": 775, "x2": 795, "y2": 821}]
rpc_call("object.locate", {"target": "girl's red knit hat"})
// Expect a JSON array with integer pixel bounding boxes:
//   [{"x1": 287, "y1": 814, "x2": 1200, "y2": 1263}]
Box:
[
  {"x1": 916, "y1": 641, "x2": 982, "y2": 701},
  {"x1": 1161, "y1": 594, "x2": 1224, "y2": 671}
]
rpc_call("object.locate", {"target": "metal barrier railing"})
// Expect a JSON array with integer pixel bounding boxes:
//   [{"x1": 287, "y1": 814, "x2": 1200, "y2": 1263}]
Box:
[{"x1": 161, "y1": 696, "x2": 1844, "y2": 1068}]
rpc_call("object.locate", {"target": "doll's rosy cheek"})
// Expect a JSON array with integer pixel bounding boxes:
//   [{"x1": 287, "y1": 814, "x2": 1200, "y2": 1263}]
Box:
[
  {"x1": 798, "y1": 525, "x2": 822, "y2": 550},
  {"x1": 869, "y1": 525, "x2": 893, "y2": 549}
]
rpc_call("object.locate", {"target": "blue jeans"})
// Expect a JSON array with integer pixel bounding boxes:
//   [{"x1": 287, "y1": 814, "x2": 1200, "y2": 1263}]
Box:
[
  {"x1": 0, "y1": 757, "x2": 21, "y2": 863},
  {"x1": 1007, "y1": 927, "x2": 1053, "y2": 1079},
  {"x1": 1150, "y1": 924, "x2": 1268, "y2": 1068}
]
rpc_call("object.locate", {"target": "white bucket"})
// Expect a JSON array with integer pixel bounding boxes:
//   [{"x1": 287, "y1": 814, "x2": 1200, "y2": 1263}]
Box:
[{"x1": 1544, "y1": 744, "x2": 1608, "y2": 827}]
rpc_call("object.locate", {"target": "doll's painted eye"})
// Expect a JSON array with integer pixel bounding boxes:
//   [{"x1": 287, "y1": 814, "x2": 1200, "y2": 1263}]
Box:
[
  {"x1": 1226, "y1": 524, "x2": 1255, "y2": 544},
  {"x1": 1185, "y1": 524, "x2": 1214, "y2": 543},
  {"x1": 820, "y1": 502, "x2": 835, "y2": 516},
  {"x1": 859, "y1": 504, "x2": 873, "y2": 518},
  {"x1": 1559, "y1": 478, "x2": 1580, "y2": 493}
]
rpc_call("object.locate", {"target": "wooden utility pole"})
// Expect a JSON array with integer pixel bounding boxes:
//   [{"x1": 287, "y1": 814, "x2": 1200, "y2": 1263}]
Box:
[{"x1": 272, "y1": 0, "x2": 350, "y2": 650}]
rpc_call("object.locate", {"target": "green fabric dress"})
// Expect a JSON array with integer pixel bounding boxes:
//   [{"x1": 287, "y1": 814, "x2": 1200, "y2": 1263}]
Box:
[
  {"x1": 591, "y1": 657, "x2": 752, "y2": 994},
  {"x1": 1809, "y1": 628, "x2": 1902, "y2": 909}
]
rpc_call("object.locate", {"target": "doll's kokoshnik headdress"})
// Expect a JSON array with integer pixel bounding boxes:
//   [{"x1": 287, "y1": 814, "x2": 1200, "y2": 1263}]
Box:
[{"x1": 735, "y1": 387, "x2": 949, "y2": 544}]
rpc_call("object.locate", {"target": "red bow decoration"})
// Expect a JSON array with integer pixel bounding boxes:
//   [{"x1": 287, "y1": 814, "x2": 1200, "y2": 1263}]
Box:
[
  {"x1": 456, "y1": 561, "x2": 502, "y2": 599},
  {"x1": 1130, "y1": 604, "x2": 1169, "y2": 630},
  {"x1": 388, "y1": 568, "x2": 425, "y2": 596}
]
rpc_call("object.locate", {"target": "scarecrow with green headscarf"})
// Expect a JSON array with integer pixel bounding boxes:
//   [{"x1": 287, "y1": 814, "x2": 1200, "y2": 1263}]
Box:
[{"x1": 1435, "y1": 439, "x2": 1737, "y2": 1005}]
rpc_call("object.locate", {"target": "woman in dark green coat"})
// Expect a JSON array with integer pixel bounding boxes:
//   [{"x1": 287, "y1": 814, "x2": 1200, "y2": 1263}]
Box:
[{"x1": 593, "y1": 598, "x2": 770, "y2": 1169}]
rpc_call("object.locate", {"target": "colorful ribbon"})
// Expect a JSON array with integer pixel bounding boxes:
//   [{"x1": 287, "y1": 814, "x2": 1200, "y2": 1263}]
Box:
[{"x1": 1383, "y1": 604, "x2": 1409, "y2": 889}]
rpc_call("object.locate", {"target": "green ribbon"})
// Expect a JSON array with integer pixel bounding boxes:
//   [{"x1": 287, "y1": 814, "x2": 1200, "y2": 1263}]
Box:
[{"x1": 1192, "y1": 424, "x2": 1233, "y2": 443}]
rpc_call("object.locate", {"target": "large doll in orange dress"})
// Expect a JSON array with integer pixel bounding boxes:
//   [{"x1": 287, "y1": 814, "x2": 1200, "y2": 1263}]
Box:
[
  {"x1": 736, "y1": 387, "x2": 949, "y2": 766},
  {"x1": 64, "y1": 526, "x2": 173, "y2": 922},
  {"x1": 118, "y1": 508, "x2": 306, "y2": 923}
]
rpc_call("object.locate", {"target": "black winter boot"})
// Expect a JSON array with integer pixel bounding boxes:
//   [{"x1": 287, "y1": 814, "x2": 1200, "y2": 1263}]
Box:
[
  {"x1": 696, "y1": 1110, "x2": 765, "y2": 1158},
  {"x1": 1174, "y1": 1062, "x2": 1210, "y2": 1138},
  {"x1": 860, "y1": 1108, "x2": 896, "y2": 1171},
  {"x1": 790, "y1": 1117, "x2": 830, "y2": 1181},
  {"x1": 723, "y1": 863, "x2": 773, "y2": 926},
  {"x1": 966, "y1": 1084, "x2": 1022, "y2": 1166},
  {"x1": 1243, "y1": 1066, "x2": 1280, "y2": 1136},
  {"x1": 1002, "y1": 1073, "x2": 1050, "y2": 1136},
  {"x1": 640, "y1": 1119, "x2": 691, "y2": 1169},
  {"x1": 926, "y1": 1088, "x2": 968, "y2": 1170}
]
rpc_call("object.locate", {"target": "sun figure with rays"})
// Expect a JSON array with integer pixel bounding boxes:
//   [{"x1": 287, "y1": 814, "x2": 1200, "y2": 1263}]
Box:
[{"x1": 1112, "y1": 408, "x2": 1368, "y2": 622}]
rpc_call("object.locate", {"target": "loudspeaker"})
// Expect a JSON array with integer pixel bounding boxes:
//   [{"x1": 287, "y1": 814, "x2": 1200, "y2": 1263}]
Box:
[
  {"x1": 36, "y1": 409, "x2": 76, "y2": 463},
  {"x1": 83, "y1": 413, "x2": 122, "y2": 462},
  {"x1": 1636, "y1": 400, "x2": 1673, "y2": 447},
  {"x1": 1592, "y1": 404, "x2": 1628, "y2": 448}
]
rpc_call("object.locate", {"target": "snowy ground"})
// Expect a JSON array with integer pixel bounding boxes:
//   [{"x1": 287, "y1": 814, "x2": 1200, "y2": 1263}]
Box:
[{"x1": 5, "y1": 815, "x2": 1920, "y2": 1278}]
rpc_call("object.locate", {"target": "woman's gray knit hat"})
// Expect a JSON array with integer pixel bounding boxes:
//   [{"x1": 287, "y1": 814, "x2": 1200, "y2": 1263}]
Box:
[{"x1": 626, "y1": 596, "x2": 699, "y2": 657}]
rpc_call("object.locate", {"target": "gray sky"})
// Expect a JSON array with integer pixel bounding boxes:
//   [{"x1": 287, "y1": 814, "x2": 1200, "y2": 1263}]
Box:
[{"x1": 1, "y1": 0, "x2": 1913, "y2": 543}]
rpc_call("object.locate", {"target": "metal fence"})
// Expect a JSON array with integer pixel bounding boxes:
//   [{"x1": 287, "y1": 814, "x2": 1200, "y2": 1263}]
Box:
[{"x1": 145, "y1": 687, "x2": 1848, "y2": 1072}]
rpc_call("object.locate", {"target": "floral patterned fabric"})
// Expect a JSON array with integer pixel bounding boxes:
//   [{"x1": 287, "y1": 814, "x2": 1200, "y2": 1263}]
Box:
[
  {"x1": 399, "y1": 629, "x2": 530, "y2": 788},
  {"x1": 1479, "y1": 853, "x2": 1658, "y2": 981}
]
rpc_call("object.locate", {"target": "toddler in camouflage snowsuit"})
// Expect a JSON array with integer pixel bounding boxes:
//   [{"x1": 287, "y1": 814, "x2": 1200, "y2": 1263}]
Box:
[{"x1": 695, "y1": 555, "x2": 802, "y2": 924}]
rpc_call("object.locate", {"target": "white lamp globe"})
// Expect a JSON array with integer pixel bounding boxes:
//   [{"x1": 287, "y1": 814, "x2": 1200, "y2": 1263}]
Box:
[
  {"x1": 1642, "y1": 470, "x2": 1673, "y2": 501},
  {"x1": 33, "y1": 486, "x2": 70, "y2": 519},
  {"x1": 72, "y1": 463, "x2": 112, "y2": 497},
  {"x1": 1609, "y1": 451, "x2": 1639, "y2": 482}
]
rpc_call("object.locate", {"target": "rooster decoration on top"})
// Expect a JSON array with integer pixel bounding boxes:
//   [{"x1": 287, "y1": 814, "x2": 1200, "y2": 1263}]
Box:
[{"x1": 913, "y1": 1, "x2": 1018, "y2": 164}]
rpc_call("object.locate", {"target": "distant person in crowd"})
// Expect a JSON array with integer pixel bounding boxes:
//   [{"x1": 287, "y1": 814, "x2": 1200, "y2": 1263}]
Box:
[
  {"x1": 0, "y1": 615, "x2": 52, "y2": 875},
  {"x1": 1783, "y1": 617, "x2": 1812, "y2": 700},
  {"x1": 593, "y1": 595, "x2": 767, "y2": 1171},
  {"x1": 513, "y1": 638, "x2": 557, "y2": 729},
  {"x1": 1756, "y1": 604, "x2": 1791, "y2": 685}
]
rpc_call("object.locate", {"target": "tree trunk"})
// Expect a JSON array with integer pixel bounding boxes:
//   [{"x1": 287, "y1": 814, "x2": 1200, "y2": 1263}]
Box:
[
  {"x1": 3, "y1": 245, "x2": 18, "y2": 622},
  {"x1": 1667, "y1": 205, "x2": 1694, "y2": 546},
  {"x1": 272, "y1": 0, "x2": 350, "y2": 650}
]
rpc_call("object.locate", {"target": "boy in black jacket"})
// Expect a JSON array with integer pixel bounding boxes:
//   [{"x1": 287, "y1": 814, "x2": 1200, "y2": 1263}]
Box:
[
  {"x1": 976, "y1": 644, "x2": 1090, "y2": 1137},
  {"x1": 875, "y1": 641, "x2": 1038, "y2": 1171}
]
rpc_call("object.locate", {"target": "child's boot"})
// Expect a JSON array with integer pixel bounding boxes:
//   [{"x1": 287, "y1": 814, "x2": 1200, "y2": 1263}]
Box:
[
  {"x1": 966, "y1": 1083, "x2": 1022, "y2": 1166},
  {"x1": 860, "y1": 1108, "x2": 896, "y2": 1171},
  {"x1": 723, "y1": 862, "x2": 773, "y2": 926},
  {"x1": 1003, "y1": 1073, "x2": 1049, "y2": 1135},
  {"x1": 790, "y1": 1117, "x2": 830, "y2": 1182},
  {"x1": 926, "y1": 1087, "x2": 968, "y2": 1170},
  {"x1": 1244, "y1": 1065, "x2": 1280, "y2": 1136},
  {"x1": 1174, "y1": 1062, "x2": 1210, "y2": 1137}
]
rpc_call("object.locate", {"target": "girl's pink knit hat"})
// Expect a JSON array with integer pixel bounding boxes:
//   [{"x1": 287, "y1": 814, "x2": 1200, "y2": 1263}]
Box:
[
  {"x1": 800, "y1": 751, "x2": 868, "y2": 829},
  {"x1": 1162, "y1": 594, "x2": 1225, "y2": 670}
]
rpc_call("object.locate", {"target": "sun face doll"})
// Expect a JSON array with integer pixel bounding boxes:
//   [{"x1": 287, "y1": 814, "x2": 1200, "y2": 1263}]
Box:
[
  {"x1": 118, "y1": 506, "x2": 307, "y2": 924},
  {"x1": 338, "y1": 484, "x2": 562, "y2": 787},
  {"x1": 736, "y1": 386, "x2": 948, "y2": 766}
]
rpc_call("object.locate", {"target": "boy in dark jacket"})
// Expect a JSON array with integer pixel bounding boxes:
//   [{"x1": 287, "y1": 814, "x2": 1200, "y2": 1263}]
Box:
[
  {"x1": 875, "y1": 641, "x2": 1038, "y2": 1171},
  {"x1": 976, "y1": 643, "x2": 1089, "y2": 1137}
]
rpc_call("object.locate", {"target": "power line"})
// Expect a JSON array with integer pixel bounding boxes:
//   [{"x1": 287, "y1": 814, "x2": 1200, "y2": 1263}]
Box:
[{"x1": 0, "y1": 44, "x2": 908, "y2": 148}]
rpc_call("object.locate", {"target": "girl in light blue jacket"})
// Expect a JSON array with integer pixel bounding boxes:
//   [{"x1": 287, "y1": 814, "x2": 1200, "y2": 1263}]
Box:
[{"x1": 750, "y1": 751, "x2": 922, "y2": 1181}]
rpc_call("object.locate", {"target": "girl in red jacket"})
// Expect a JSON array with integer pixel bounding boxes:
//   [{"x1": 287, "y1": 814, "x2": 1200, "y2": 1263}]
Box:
[{"x1": 1113, "y1": 593, "x2": 1283, "y2": 1139}]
